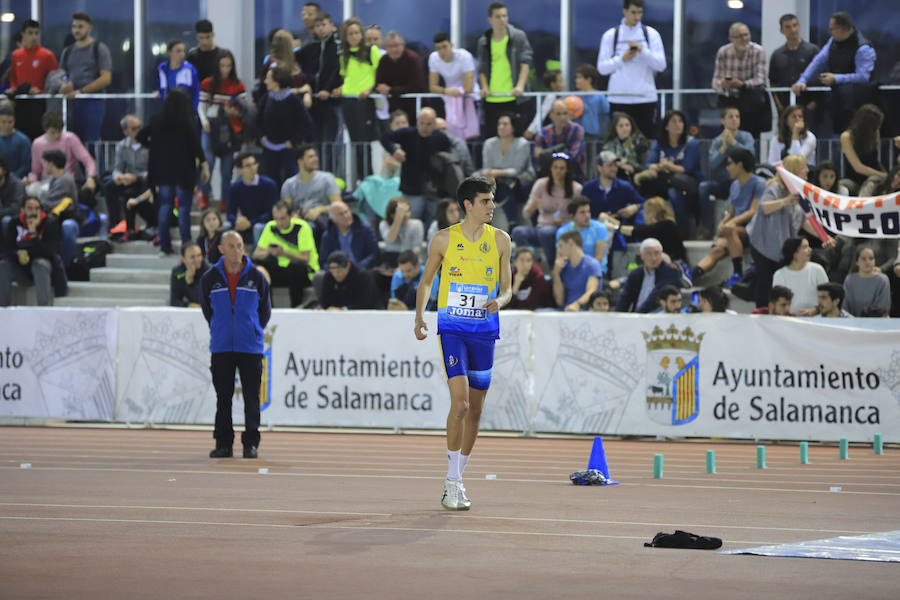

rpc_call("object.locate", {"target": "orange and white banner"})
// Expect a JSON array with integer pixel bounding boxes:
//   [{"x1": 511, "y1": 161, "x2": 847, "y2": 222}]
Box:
[{"x1": 777, "y1": 165, "x2": 900, "y2": 238}]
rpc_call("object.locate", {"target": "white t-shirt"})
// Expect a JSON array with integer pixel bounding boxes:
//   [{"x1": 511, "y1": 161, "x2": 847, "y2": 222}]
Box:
[
  {"x1": 772, "y1": 262, "x2": 828, "y2": 313},
  {"x1": 428, "y1": 48, "x2": 479, "y2": 94}
]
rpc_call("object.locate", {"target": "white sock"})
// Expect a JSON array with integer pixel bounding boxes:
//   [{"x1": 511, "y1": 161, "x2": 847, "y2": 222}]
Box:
[
  {"x1": 447, "y1": 449, "x2": 461, "y2": 480},
  {"x1": 459, "y1": 454, "x2": 470, "y2": 477}
]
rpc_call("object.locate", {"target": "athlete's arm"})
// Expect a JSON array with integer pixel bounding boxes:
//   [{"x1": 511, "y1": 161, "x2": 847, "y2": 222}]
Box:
[
  {"x1": 483, "y1": 229, "x2": 512, "y2": 313},
  {"x1": 415, "y1": 229, "x2": 447, "y2": 340}
]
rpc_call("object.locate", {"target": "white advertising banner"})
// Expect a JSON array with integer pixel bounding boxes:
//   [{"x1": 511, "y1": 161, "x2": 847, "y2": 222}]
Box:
[
  {"x1": 0, "y1": 308, "x2": 117, "y2": 420},
  {"x1": 531, "y1": 313, "x2": 900, "y2": 442}
]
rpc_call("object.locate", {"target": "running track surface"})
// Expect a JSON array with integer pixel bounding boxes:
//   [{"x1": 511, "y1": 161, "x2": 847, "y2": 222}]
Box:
[{"x1": 1, "y1": 427, "x2": 899, "y2": 599}]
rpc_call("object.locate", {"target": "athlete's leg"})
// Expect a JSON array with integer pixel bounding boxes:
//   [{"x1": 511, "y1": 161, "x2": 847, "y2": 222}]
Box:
[
  {"x1": 446, "y1": 375, "x2": 469, "y2": 454},
  {"x1": 460, "y1": 387, "x2": 487, "y2": 456}
]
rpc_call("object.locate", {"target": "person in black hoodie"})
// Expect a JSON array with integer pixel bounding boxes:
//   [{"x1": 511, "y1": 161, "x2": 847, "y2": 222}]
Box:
[
  {"x1": 297, "y1": 12, "x2": 343, "y2": 170},
  {"x1": 257, "y1": 65, "x2": 312, "y2": 187},
  {"x1": 170, "y1": 241, "x2": 210, "y2": 307},
  {"x1": 137, "y1": 88, "x2": 209, "y2": 255},
  {"x1": 318, "y1": 250, "x2": 380, "y2": 309},
  {"x1": 0, "y1": 196, "x2": 59, "y2": 305}
]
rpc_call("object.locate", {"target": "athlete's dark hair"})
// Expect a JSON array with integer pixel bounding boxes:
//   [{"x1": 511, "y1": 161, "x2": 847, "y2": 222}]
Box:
[
  {"x1": 779, "y1": 13, "x2": 798, "y2": 28},
  {"x1": 456, "y1": 176, "x2": 495, "y2": 211},
  {"x1": 727, "y1": 147, "x2": 755, "y2": 173}
]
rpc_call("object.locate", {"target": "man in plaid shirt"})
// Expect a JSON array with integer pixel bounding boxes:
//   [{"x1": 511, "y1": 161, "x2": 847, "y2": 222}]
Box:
[
  {"x1": 712, "y1": 22, "x2": 769, "y2": 138},
  {"x1": 533, "y1": 99, "x2": 586, "y2": 181}
]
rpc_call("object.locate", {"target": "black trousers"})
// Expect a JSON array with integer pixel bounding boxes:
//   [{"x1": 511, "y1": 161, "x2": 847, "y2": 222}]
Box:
[
  {"x1": 256, "y1": 255, "x2": 310, "y2": 307},
  {"x1": 609, "y1": 102, "x2": 658, "y2": 139},
  {"x1": 210, "y1": 352, "x2": 262, "y2": 449},
  {"x1": 750, "y1": 245, "x2": 779, "y2": 309},
  {"x1": 482, "y1": 99, "x2": 518, "y2": 138}
]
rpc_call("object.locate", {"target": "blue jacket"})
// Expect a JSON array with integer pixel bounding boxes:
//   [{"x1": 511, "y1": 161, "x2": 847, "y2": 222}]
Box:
[
  {"x1": 157, "y1": 60, "x2": 201, "y2": 112},
  {"x1": 320, "y1": 214, "x2": 380, "y2": 269},
  {"x1": 200, "y1": 256, "x2": 271, "y2": 354},
  {"x1": 582, "y1": 177, "x2": 644, "y2": 218}
]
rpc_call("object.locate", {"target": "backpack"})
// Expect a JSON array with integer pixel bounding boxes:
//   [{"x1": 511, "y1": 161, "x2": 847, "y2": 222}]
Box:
[
  {"x1": 67, "y1": 239, "x2": 112, "y2": 282},
  {"x1": 429, "y1": 149, "x2": 464, "y2": 198},
  {"x1": 596, "y1": 24, "x2": 650, "y2": 91},
  {"x1": 47, "y1": 41, "x2": 101, "y2": 94}
]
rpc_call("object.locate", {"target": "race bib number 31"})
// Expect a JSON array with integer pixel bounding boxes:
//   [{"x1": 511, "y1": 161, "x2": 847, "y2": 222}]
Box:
[{"x1": 447, "y1": 282, "x2": 488, "y2": 320}]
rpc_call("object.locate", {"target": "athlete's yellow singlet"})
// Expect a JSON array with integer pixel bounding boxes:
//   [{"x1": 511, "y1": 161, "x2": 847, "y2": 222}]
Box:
[{"x1": 437, "y1": 224, "x2": 500, "y2": 339}]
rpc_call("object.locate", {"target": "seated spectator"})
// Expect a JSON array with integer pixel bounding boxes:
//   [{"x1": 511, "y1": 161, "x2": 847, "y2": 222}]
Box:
[
  {"x1": 583, "y1": 151, "x2": 644, "y2": 224},
  {"x1": 379, "y1": 197, "x2": 424, "y2": 263},
  {"x1": 379, "y1": 106, "x2": 451, "y2": 222},
  {"x1": 634, "y1": 109, "x2": 701, "y2": 234},
  {"x1": 228, "y1": 151, "x2": 278, "y2": 246},
  {"x1": 838, "y1": 104, "x2": 886, "y2": 195},
  {"x1": 37, "y1": 149, "x2": 79, "y2": 265},
  {"x1": 257, "y1": 65, "x2": 312, "y2": 187},
  {"x1": 252, "y1": 200, "x2": 318, "y2": 308},
  {"x1": 888, "y1": 256, "x2": 900, "y2": 318},
  {"x1": 552, "y1": 230, "x2": 603, "y2": 311},
  {"x1": 27, "y1": 111, "x2": 96, "y2": 192},
  {"x1": 374, "y1": 31, "x2": 426, "y2": 121},
  {"x1": 812, "y1": 160, "x2": 849, "y2": 195},
  {"x1": 435, "y1": 117, "x2": 475, "y2": 176},
  {"x1": 614, "y1": 237, "x2": 681, "y2": 313},
  {"x1": 587, "y1": 289, "x2": 611, "y2": 312},
  {"x1": 555, "y1": 195, "x2": 609, "y2": 275},
  {"x1": 691, "y1": 148, "x2": 764, "y2": 286},
  {"x1": 319, "y1": 250, "x2": 380, "y2": 310},
  {"x1": 653, "y1": 284, "x2": 682, "y2": 314},
  {"x1": 196, "y1": 207, "x2": 223, "y2": 264},
  {"x1": 572, "y1": 64, "x2": 610, "y2": 141},
  {"x1": 387, "y1": 249, "x2": 438, "y2": 311},
  {"x1": 0, "y1": 196, "x2": 59, "y2": 306},
  {"x1": 605, "y1": 195, "x2": 686, "y2": 270},
  {"x1": 816, "y1": 282, "x2": 851, "y2": 317},
  {"x1": 751, "y1": 284, "x2": 794, "y2": 315},
  {"x1": 198, "y1": 49, "x2": 248, "y2": 212},
  {"x1": 170, "y1": 241, "x2": 210, "y2": 307},
  {"x1": 747, "y1": 155, "x2": 835, "y2": 307},
  {"x1": 602, "y1": 111, "x2": 650, "y2": 183},
  {"x1": 123, "y1": 187, "x2": 159, "y2": 243},
  {"x1": 698, "y1": 285, "x2": 732, "y2": 313},
  {"x1": 772, "y1": 237, "x2": 828, "y2": 316},
  {"x1": 104, "y1": 114, "x2": 149, "y2": 231},
  {"x1": 428, "y1": 32, "x2": 479, "y2": 140},
  {"x1": 0, "y1": 155, "x2": 26, "y2": 238},
  {"x1": 320, "y1": 200, "x2": 380, "y2": 269},
  {"x1": 477, "y1": 112, "x2": 535, "y2": 229},
  {"x1": 698, "y1": 107, "x2": 754, "y2": 236},
  {"x1": 0, "y1": 104, "x2": 31, "y2": 178},
  {"x1": 842, "y1": 245, "x2": 891, "y2": 317},
  {"x1": 280, "y1": 145, "x2": 341, "y2": 225},
  {"x1": 507, "y1": 245, "x2": 550, "y2": 310},
  {"x1": 533, "y1": 99, "x2": 585, "y2": 181},
  {"x1": 859, "y1": 164, "x2": 900, "y2": 198},
  {"x1": 427, "y1": 198, "x2": 461, "y2": 246},
  {"x1": 767, "y1": 104, "x2": 816, "y2": 167},
  {"x1": 525, "y1": 70, "x2": 565, "y2": 141},
  {"x1": 514, "y1": 153, "x2": 582, "y2": 266}
]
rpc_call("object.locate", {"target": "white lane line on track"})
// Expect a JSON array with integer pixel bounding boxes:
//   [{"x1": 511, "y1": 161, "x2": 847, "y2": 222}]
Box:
[
  {"x1": 443, "y1": 515, "x2": 878, "y2": 534},
  {"x1": 0, "y1": 503, "x2": 390, "y2": 517},
  {"x1": 4, "y1": 465, "x2": 900, "y2": 495},
  {"x1": 0, "y1": 516, "x2": 776, "y2": 545}
]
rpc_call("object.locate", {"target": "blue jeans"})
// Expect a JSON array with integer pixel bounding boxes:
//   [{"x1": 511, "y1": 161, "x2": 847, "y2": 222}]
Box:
[
  {"x1": 157, "y1": 184, "x2": 192, "y2": 253},
  {"x1": 61, "y1": 218, "x2": 79, "y2": 264},
  {"x1": 72, "y1": 98, "x2": 105, "y2": 143},
  {"x1": 512, "y1": 225, "x2": 559, "y2": 266},
  {"x1": 201, "y1": 130, "x2": 235, "y2": 209},
  {"x1": 697, "y1": 179, "x2": 732, "y2": 231}
]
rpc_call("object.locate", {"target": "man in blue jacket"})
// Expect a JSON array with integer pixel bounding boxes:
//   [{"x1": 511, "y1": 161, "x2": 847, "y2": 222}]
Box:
[
  {"x1": 200, "y1": 230, "x2": 271, "y2": 459},
  {"x1": 614, "y1": 237, "x2": 681, "y2": 313}
]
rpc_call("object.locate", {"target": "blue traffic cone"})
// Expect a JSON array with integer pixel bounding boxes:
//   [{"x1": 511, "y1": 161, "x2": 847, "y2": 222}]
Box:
[{"x1": 587, "y1": 436, "x2": 619, "y2": 485}]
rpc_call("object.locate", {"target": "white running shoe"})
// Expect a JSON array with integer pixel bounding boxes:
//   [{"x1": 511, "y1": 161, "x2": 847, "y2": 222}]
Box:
[
  {"x1": 441, "y1": 478, "x2": 459, "y2": 511},
  {"x1": 456, "y1": 481, "x2": 471, "y2": 510}
]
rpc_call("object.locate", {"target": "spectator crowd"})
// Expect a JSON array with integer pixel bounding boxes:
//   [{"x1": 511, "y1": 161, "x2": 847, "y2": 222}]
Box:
[{"x1": 1, "y1": 2, "x2": 898, "y2": 318}]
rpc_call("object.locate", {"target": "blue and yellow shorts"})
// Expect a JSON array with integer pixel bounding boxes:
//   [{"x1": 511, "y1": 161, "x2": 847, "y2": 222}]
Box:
[{"x1": 438, "y1": 332, "x2": 496, "y2": 390}]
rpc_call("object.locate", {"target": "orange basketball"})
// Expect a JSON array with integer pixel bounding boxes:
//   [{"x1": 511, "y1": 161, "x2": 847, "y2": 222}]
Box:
[{"x1": 563, "y1": 95, "x2": 584, "y2": 119}]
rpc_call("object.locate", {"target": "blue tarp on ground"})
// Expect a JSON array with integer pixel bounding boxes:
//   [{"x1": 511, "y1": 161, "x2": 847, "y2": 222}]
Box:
[{"x1": 722, "y1": 530, "x2": 900, "y2": 563}]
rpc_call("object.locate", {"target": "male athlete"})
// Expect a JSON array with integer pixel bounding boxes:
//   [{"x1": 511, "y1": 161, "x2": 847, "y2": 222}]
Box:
[{"x1": 415, "y1": 176, "x2": 512, "y2": 511}]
